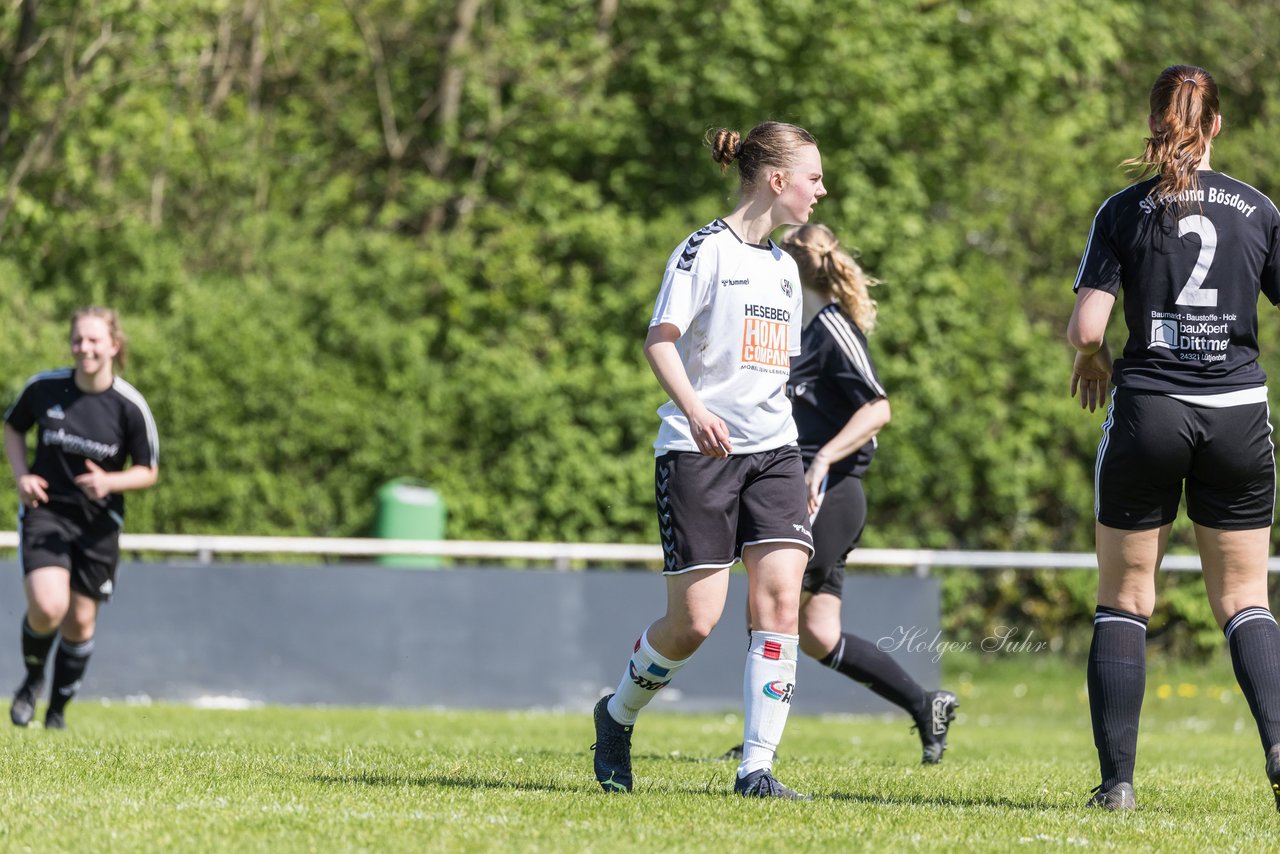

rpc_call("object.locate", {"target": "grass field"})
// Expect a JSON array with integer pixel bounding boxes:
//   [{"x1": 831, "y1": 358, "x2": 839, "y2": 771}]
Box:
[{"x1": 0, "y1": 652, "x2": 1275, "y2": 852}]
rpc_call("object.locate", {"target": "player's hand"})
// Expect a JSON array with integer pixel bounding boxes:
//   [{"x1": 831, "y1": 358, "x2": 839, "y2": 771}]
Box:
[
  {"x1": 74, "y1": 459, "x2": 112, "y2": 501},
  {"x1": 688, "y1": 405, "x2": 732, "y2": 458},
  {"x1": 16, "y1": 474, "x2": 48, "y2": 508},
  {"x1": 805, "y1": 455, "x2": 830, "y2": 516},
  {"x1": 1071, "y1": 347, "x2": 1112, "y2": 413}
]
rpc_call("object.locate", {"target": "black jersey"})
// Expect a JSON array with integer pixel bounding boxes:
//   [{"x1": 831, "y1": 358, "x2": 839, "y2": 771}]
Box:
[
  {"x1": 4, "y1": 369, "x2": 159, "y2": 521},
  {"x1": 787, "y1": 304, "x2": 886, "y2": 477},
  {"x1": 1074, "y1": 171, "x2": 1280, "y2": 394}
]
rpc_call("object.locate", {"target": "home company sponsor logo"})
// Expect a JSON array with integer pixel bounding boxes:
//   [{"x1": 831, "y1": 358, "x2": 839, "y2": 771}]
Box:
[{"x1": 742, "y1": 305, "x2": 789, "y2": 368}]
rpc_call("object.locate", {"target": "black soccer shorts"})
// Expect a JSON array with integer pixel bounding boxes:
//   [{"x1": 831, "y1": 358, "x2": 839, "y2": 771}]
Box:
[
  {"x1": 19, "y1": 501, "x2": 122, "y2": 601},
  {"x1": 801, "y1": 471, "x2": 867, "y2": 598},
  {"x1": 655, "y1": 445, "x2": 814, "y2": 574},
  {"x1": 1095, "y1": 389, "x2": 1275, "y2": 531}
]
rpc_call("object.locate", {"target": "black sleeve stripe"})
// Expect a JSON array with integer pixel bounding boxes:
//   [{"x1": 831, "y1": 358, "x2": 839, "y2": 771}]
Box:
[
  {"x1": 112, "y1": 377, "x2": 160, "y2": 466},
  {"x1": 817, "y1": 307, "x2": 885, "y2": 397},
  {"x1": 675, "y1": 220, "x2": 728, "y2": 272}
]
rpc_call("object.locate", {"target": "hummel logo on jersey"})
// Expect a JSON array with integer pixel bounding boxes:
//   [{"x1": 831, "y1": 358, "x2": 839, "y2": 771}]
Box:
[
  {"x1": 99, "y1": 579, "x2": 113, "y2": 595},
  {"x1": 677, "y1": 221, "x2": 728, "y2": 272},
  {"x1": 721, "y1": 278, "x2": 750, "y2": 288},
  {"x1": 46, "y1": 404, "x2": 66, "y2": 420},
  {"x1": 792, "y1": 523, "x2": 811, "y2": 538}
]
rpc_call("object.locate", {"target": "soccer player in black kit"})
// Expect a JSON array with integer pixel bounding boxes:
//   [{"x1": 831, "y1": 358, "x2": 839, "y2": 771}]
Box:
[
  {"x1": 3, "y1": 307, "x2": 158, "y2": 730},
  {"x1": 721, "y1": 223, "x2": 958, "y2": 766},
  {"x1": 1068, "y1": 65, "x2": 1280, "y2": 811}
]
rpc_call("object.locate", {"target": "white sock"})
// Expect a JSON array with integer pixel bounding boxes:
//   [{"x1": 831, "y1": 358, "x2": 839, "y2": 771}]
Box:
[
  {"x1": 738, "y1": 630, "x2": 799, "y2": 777},
  {"x1": 607, "y1": 628, "x2": 688, "y2": 725}
]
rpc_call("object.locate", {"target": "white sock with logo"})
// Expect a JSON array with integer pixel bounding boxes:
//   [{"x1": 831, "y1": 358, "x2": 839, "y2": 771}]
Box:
[
  {"x1": 738, "y1": 630, "x2": 799, "y2": 777},
  {"x1": 607, "y1": 629, "x2": 689, "y2": 726}
]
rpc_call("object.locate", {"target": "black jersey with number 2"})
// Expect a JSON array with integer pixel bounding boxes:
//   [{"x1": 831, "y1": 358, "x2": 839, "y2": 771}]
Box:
[
  {"x1": 1073, "y1": 171, "x2": 1280, "y2": 394},
  {"x1": 4, "y1": 369, "x2": 159, "y2": 521}
]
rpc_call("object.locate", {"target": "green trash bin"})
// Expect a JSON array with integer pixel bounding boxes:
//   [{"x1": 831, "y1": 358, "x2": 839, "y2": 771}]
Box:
[{"x1": 374, "y1": 478, "x2": 446, "y2": 567}]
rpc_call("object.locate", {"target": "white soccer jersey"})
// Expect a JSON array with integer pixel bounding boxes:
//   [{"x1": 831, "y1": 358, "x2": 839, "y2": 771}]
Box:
[{"x1": 650, "y1": 219, "x2": 804, "y2": 454}]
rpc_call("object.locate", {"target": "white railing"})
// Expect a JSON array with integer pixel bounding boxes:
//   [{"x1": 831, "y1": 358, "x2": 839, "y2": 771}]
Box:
[{"x1": 2, "y1": 530, "x2": 1277, "y2": 573}]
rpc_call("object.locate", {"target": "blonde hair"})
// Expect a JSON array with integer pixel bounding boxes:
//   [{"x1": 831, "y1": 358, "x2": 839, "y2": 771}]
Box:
[
  {"x1": 780, "y1": 224, "x2": 879, "y2": 334},
  {"x1": 1122, "y1": 64, "x2": 1220, "y2": 204},
  {"x1": 70, "y1": 306, "x2": 128, "y2": 371},
  {"x1": 707, "y1": 121, "x2": 819, "y2": 188}
]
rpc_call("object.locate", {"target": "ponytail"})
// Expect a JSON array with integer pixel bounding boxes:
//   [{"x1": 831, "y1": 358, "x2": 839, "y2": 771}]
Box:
[
  {"x1": 779, "y1": 224, "x2": 879, "y2": 334},
  {"x1": 1122, "y1": 64, "x2": 1220, "y2": 204},
  {"x1": 707, "y1": 121, "x2": 819, "y2": 187}
]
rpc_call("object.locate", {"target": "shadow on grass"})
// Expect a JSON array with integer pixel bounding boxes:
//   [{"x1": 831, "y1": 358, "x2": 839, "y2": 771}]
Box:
[
  {"x1": 308, "y1": 766, "x2": 743, "y2": 797},
  {"x1": 309, "y1": 772, "x2": 570, "y2": 793},
  {"x1": 826, "y1": 790, "x2": 1063, "y2": 812}
]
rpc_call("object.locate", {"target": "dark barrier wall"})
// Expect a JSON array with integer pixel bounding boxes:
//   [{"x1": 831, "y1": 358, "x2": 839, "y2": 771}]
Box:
[{"x1": 0, "y1": 562, "x2": 939, "y2": 715}]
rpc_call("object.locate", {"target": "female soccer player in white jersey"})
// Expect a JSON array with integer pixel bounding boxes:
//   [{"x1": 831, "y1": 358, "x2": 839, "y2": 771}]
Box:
[
  {"x1": 720, "y1": 223, "x2": 957, "y2": 767},
  {"x1": 4, "y1": 307, "x2": 159, "y2": 730},
  {"x1": 592, "y1": 121, "x2": 824, "y2": 799},
  {"x1": 1068, "y1": 65, "x2": 1280, "y2": 811}
]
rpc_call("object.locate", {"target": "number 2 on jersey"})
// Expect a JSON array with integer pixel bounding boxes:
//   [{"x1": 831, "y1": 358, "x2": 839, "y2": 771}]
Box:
[{"x1": 1174, "y1": 214, "x2": 1218, "y2": 306}]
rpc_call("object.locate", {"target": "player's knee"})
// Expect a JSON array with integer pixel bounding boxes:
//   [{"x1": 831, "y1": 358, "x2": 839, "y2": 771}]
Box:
[
  {"x1": 27, "y1": 598, "x2": 68, "y2": 632},
  {"x1": 799, "y1": 622, "x2": 839, "y2": 659},
  {"x1": 753, "y1": 592, "x2": 801, "y2": 631},
  {"x1": 59, "y1": 611, "x2": 97, "y2": 643},
  {"x1": 681, "y1": 614, "x2": 720, "y2": 646}
]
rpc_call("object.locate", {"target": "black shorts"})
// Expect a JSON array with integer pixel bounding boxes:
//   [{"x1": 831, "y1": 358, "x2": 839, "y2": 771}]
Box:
[
  {"x1": 801, "y1": 471, "x2": 867, "y2": 598},
  {"x1": 1096, "y1": 390, "x2": 1276, "y2": 531},
  {"x1": 656, "y1": 446, "x2": 814, "y2": 574},
  {"x1": 18, "y1": 502, "x2": 122, "y2": 601}
]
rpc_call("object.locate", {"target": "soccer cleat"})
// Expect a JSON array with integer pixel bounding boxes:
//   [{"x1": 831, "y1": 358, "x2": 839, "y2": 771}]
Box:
[
  {"x1": 591, "y1": 695, "x2": 633, "y2": 793},
  {"x1": 10, "y1": 679, "x2": 41, "y2": 728},
  {"x1": 1266, "y1": 744, "x2": 1280, "y2": 813},
  {"x1": 914, "y1": 690, "x2": 958, "y2": 765},
  {"x1": 43, "y1": 709, "x2": 66, "y2": 731},
  {"x1": 1086, "y1": 782, "x2": 1136, "y2": 811},
  {"x1": 734, "y1": 768, "x2": 812, "y2": 800},
  {"x1": 720, "y1": 743, "x2": 744, "y2": 761}
]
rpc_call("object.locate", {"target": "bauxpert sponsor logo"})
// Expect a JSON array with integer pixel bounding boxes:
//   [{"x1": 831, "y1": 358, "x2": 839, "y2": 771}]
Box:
[
  {"x1": 1150, "y1": 318, "x2": 1178, "y2": 349},
  {"x1": 1149, "y1": 318, "x2": 1229, "y2": 353}
]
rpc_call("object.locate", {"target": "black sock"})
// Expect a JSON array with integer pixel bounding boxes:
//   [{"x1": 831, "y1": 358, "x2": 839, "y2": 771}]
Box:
[
  {"x1": 819, "y1": 632, "x2": 927, "y2": 719},
  {"x1": 47, "y1": 638, "x2": 94, "y2": 714},
  {"x1": 1225, "y1": 607, "x2": 1280, "y2": 751},
  {"x1": 1087, "y1": 606, "x2": 1148, "y2": 791},
  {"x1": 20, "y1": 618, "x2": 57, "y2": 685}
]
